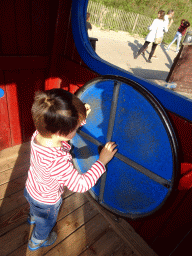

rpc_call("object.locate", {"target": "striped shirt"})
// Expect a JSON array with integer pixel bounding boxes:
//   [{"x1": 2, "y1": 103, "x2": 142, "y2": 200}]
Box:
[{"x1": 25, "y1": 131, "x2": 106, "y2": 204}]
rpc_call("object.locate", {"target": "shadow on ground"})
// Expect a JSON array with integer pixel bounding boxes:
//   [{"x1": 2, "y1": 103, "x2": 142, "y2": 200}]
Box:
[
  {"x1": 128, "y1": 39, "x2": 143, "y2": 57},
  {"x1": 127, "y1": 39, "x2": 174, "y2": 80},
  {"x1": 160, "y1": 43, "x2": 174, "y2": 69},
  {"x1": 128, "y1": 39, "x2": 174, "y2": 69},
  {"x1": 130, "y1": 68, "x2": 168, "y2": 80}
]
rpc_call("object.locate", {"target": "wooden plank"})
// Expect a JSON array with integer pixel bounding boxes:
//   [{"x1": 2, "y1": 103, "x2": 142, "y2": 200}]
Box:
[
  {"x1": 0, "y1": 74, "x2": 12, "y2": 150},
  {"x1": 45, "y1": 213, "x2": 109, "y2": 256},
  {"x1": 0, "y1": 190, "x2": 27, "y2": 217},
  {"x1": 0, "y1": 188, "x2": 72, "y2": 217},
  {"x1": 0, "y1": 56, "x2": 49, "y2": 71},
  {"x1": 22, "y1": 70, "x2": 45, "y2": 141},
  {"x1": 0, "y1": 152, "x2": 30, "y2": 174},
  {"x1": 79, "y1": 228, "x2": 127, "y2": 256},
  {"x1": 48, "y1": 56, "x2": 97, "y2": 93},
  {"x1": 113, "y1": 244, "x2": 137, "y2": 256},
  {"x1": 57, "y1": 190, "x2": 88, "y2": 219},
  {"x1": 16, "y1": 70, "x2": 37, "y2": 142},
  {"x1": 4, "y1": 71, "x2": 23, "y2": 146},
  {"x1": 33, "y1": 70, "x2": 45, "y2": 92},
  {"x1": 0, "y1": 142, "x2": 30, "y2": 171},
  {"x1": 30, "y1": 0, "x2": 58, "y2": 56},
  {"x1": 3, "y1": 68, "x2": 46, "y2": 147},
  {"x1": 46, "y1": 0, "x2": 60, "y2": 55},
  {"x1": 0, "y1": 174, "x2": 27, "y2": 199},
  {"x1": 64, "y1": 20, "x2": 75, "y2": 60},
  {"x1": 0, "y1": 203, "x2": 29, "y2": 237},
  {"x1": 0, "y1": 1, "x2": 18, "y2": 55},
  {"x1": 15, "y1": 0, "x2": 32, "y2": 55},
  {"x1": 0, "y1": 190, "x2": 83, "y2": 237},
  {"x1": 85, "y1": 193, "x2": 158, "y2": 256},
  {"x1": 0, "y1": 143, "x2": 30, "y2": 185},
  {"x1": 54, "y1": 0, "x2": 72, "y2": 56},
  {"x1": 0, "y1": 221, "x2": 32, "y2": 256},
  {"x1": 0, "y1": 161, "x2": 29, "y2": 185},
  {"x1": 31, "y1": 0, "x2": 50, "y2": 55},
  {"x1": 48, "y1": 0, "x2": 72, "y2": 77},
  {"x1": 73, "y1": 45, "x2": 83, "y2": 65},
  {"x1": 55, "y1": 57, "x2": 97, "y2": 93},
  {"x1": 6, "y1": 199, "x2": 98, "y2": 256}
]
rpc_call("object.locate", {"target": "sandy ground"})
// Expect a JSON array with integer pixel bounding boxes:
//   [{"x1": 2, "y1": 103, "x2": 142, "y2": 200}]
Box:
[{"x1": 88, "y1": 25, "x2": 192, "y2": 100}]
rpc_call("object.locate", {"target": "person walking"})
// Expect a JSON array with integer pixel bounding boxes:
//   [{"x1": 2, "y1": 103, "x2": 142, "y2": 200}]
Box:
[
  {"x1": 134, "y1": 10, "x2": 167, "y2": 63},
  {"x1": 166, "y1": 19, "x2": 190, "y2": 53},
  {"x1": 152, "y1": 9, "x2": 174, "y2": 59}
]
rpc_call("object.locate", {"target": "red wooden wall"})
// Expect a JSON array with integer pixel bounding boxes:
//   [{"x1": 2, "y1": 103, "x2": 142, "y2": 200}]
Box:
[
  {"x1": 0, "y1": 0, "x2": 59, "y2": 149},
  {"x1": 0, "y1": 1, "x2": 192, "y2": 255},
  {"x1": 0, "y1": 0, "x2": 96, "y2": 150},
  {"x1": 0, "y1": 57, "x2": 49, "y2": 149}
]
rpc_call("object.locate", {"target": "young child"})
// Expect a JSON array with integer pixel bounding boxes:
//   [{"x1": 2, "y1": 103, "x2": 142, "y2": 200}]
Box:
[
  {"x1": 24, "y1": 88, "x2": 117, "y2": 251},
  {"x1": 166, "y1": 19, "x2": 190, "y2": 53}
]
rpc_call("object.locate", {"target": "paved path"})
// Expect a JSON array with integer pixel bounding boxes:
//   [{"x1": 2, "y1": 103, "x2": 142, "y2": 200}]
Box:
[
  {"x1": 90, "y1": 27, "x2": 192, "y2": 100},
  {"x1": 96, "y1": 36, "x2": 176, "y2": 80}
]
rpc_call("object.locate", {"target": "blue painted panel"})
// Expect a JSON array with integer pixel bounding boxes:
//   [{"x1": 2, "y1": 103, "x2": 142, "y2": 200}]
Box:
[
  {"x1": 72, "y1": 133, "x2": 102, "y2": 196},
  {"x1": 112, "y1": 83, "x2": 173, "y2": 180},
  {"x1": 103, "y1": 157, "x2": 169, "y2": 216},
  {"x1": 78, "y1": 80, "x2": 114, "y2": 145}
]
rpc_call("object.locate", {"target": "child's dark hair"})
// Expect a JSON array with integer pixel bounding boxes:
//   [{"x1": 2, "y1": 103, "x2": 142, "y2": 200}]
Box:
[
  {"x1": 167, "y1": 9, "x2": 174, "y2": 15},
  {"x1": 184, "y1": 20, "x2": 190, "y2": 27},
  {"x1": 31, "y1": 89, "x2": 86, "y2": 137},
  {"x1": 158, "y1": 10, "x2": 165, "y2": 20},
  {"x1": 86, "y1": 12, "x2": 90, "y2": 20}
]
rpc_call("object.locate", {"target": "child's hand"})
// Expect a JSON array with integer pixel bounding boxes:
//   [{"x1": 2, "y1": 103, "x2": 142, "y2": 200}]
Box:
[
  {"x1": 85, "y1": 103, "x2": 91, "y2": 117},
  {"x1": 99, "y1": 142, "x2": 118, "y2": 166}
]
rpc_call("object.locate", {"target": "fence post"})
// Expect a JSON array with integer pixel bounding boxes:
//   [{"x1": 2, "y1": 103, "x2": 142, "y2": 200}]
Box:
[
  {"x1": 88, "y1": 1, "x2": 177, "y2": 41},
  {"x1": 132, "y1": 13, "x2": 139, "y2": 32},
  {"x1": 99, "y1": 7, "x2": 107, "y2": 28}
]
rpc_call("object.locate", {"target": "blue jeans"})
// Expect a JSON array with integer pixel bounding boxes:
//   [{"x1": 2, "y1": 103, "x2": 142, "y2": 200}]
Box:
[
  {"x1": 24, "y1": 188, "x2": 62, "y2": 241},
  {"x1": 167, "y1": 31, "x2": 182, "y2": 52}
]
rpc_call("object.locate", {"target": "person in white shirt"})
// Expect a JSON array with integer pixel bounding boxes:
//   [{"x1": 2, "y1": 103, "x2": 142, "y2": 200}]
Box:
[
  {"x1": 134, "y1": 10, "x2": 167, "y2": 63},
  {"x1": 152, "y1": 9, "x2": 174, "y2": 58},
  {"x1": 164, "y1": 10, "x2": 174, "y2": 32}
]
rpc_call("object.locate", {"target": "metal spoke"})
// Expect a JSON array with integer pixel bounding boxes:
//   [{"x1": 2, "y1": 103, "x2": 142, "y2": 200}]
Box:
[
  {"x1": 106, "y1": 80, "x2": 121, "y2": 142},
  {"x1": 77, "y1": 129, "x2": 171, "y2": 188},
  {"x1": 99, "y1": 80, "x2": 121, "y2": 202},
  {"x1": 115, "y1": 153, "x2": 171, "y2": 188}
]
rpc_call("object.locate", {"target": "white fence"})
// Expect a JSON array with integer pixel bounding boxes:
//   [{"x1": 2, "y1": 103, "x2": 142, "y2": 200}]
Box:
[{"x1": 87, "y1": 1, "x2": 180, "y2": 43}]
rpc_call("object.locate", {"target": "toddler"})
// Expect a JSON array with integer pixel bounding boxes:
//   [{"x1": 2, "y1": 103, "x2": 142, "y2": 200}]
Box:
[{"x1": 24, "y1": 88, "x2": 117, "y2": 251}]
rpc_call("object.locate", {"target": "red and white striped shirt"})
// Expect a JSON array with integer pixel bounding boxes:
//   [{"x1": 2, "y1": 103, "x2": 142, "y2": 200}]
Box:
[{"x1": 25, "y1": 131, "x2": 106, "y2": 204}]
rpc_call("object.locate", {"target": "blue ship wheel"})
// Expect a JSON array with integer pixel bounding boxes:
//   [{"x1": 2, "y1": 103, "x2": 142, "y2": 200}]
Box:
[{"x1": 72, "y1": 75, "x2": 180, "y2": 219}]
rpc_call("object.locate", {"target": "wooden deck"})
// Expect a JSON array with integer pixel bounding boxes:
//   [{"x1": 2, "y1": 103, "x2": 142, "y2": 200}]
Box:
[{"x1": 0, "y1": 142, "x2": 157, "y2": 256}]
